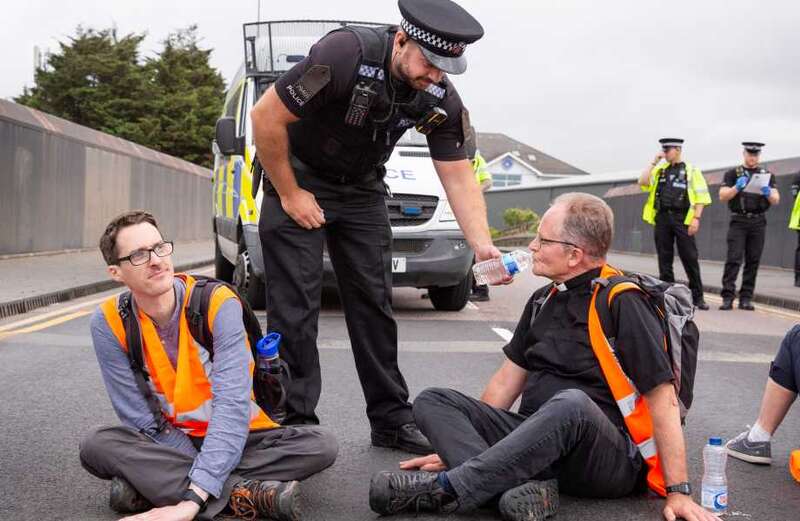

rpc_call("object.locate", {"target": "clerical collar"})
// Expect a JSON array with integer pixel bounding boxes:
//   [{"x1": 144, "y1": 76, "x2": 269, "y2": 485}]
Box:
[{"x1": 554, "y1": 267, "x2": 603, "y2": 292}]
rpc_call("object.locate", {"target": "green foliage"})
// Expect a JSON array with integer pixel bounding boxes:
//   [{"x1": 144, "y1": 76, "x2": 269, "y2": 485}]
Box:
[
  {"x1": 489, "y1": 226, "x2": 501, "y2": 239},
  {"x1": 502, "y1": 208, "x2": 540, "y2": 231},
  {"x1": 15, "y1": 25, "x2": 224, "y2": 167}
]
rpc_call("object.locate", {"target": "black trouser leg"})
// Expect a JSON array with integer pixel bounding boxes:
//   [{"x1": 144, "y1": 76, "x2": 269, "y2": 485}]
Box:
[
  {"x1": 721, "y1": 220, "x2": 746, "y2": 300},
  {"x1": 673, "y1": 220, "x2": 704, "y2": 301},
  {"x1": 417, "y1": 388, "x2": 642, "y2": 511},
  {"x1": 259, "y1": 193, "x2": 325, "y2": 425},
  {"x1": 654, "y1": 215, "x2": 676, "y2": 283},
  {"x1": 740, "y1": 219, "x2": 766, "y2": 300},
  {"x1": 795, "y1": 232, "x2": 800, "y2": 283},
  {"x1": 413, "y1": 388, "x2": 526, "y2": 469},
  {"x1": 325, "y1": 191, "x2": 413, "y2": 429}
]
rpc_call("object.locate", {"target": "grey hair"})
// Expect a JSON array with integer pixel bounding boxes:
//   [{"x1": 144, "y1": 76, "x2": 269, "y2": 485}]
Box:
[{"x1": 550, "y1": 193, "x2": 614, "y2": 260}]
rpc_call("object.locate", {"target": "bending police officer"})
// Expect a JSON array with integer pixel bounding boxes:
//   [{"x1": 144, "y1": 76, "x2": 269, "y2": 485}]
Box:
[
  {"x1": 250, "y1": 0, "x2": 502, "y2": 454},
  {"x1": 639, "y1": 138, "x2": 711, "y2": 310},
  {"x1": 718, "y1": 142, "x2": 780, "y2": 310}
]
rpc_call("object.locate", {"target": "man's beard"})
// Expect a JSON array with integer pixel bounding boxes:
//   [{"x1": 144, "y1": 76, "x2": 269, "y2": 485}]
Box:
[{"x1": 396, "y1": 61, "x2": 431, "y2": 90}]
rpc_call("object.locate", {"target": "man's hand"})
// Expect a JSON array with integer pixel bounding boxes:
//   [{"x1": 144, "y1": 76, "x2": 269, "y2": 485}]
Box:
[
  {"x1": 119, "y1": 501, "x2": 200, "y2": 521},
  {"x1": 473, "y1": 244, "x2": 513, "y2": 285},
  {"x1": 399, "y1": 453, "x2": 447, "y2": 472},
  {"x1": 662, "y1": 493, "x2": 721, "y2": 521},
  {"x1": 735, "y1": 176, "x2": 748, "y2": 192},
  {"x1": 653, "y1": 152, "x2": 665, "y2": 164},
  {"x1": 281, "y1": 188, "x2": 326, "y2": 230},
  {"x1": 687, "y1": 218, "x2": 700, "y2": 236}
]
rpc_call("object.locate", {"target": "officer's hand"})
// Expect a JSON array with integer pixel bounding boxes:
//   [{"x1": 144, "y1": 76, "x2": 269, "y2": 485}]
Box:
[
  {"x1": 761, "y1": 185, "x2": 772, "y2": 198},
  {"x1": 735, "y1": 176, "x2": 748, "y2": 191},
  {"x1": 474, "y1": 244, "x2": 513, "y2": 285},
  {"x1": 282, "y1": 188, "x2": 326, "y2": 229},
  {"x1": 687, "y1": 218, "x2": 700, "y2": 236},
  {"x1": 653, "y1": 152, "x2": 665, "y2": 164}
]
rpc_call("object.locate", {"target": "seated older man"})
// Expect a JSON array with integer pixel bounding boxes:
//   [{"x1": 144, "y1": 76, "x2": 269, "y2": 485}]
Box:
[{"x1": 369, "y1": 193, "x2": 718, "y2": 521}]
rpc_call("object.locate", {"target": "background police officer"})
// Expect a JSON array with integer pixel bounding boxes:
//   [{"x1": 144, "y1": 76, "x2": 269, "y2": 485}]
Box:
[
  {"x1": 639, "y1": 138, "x2": 712, "y2": 309},
  {"x1": 250, "y1": 0, "x2": 502, "y2": 454},
  {"x1": 718, "y1": 142, "x2": 780, "y2": 310},
  {"x1": 790, "y1": 171, "x2": 800, "y2": 287}
]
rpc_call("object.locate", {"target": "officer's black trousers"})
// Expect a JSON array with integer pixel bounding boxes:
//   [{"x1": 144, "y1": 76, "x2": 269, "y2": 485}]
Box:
[
  {"x1": 259, "y1": 170, "x2": 413, "y2": 430},
  {"x1": 653, "y1": 211, "x2": 704, "y2": 301},
  {"x1": 721, "y1": 215, "x2": 767, "y2": 300},
  {"x1": 794, "y1": 232, "x2": 800, "y2": 282}
]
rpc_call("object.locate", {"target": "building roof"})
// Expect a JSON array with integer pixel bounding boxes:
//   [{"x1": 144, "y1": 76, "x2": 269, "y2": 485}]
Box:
[{"x1": 476, "y1": 131, "x2": 591, "y2": 177}]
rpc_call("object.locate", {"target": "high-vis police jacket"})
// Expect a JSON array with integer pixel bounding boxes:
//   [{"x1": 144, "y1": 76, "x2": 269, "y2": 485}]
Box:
[{"x1": 641, "y1": 162, "x2": 711, "y2": 226}]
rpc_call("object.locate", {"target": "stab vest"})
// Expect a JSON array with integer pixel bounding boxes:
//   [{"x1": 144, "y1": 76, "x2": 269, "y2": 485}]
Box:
[
  {"x1": 655, "y1": 163, "x2": 691, "y2": 212},
  {"x1": 728, "y1": 166, "x2": 771, "y2": 215},
  {"x1": 287, "y1": 25, "x2": 448, "y2": 180}
]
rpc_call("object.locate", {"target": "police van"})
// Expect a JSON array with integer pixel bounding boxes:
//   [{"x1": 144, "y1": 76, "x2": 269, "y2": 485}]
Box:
[{"x1": 212, "y1": 20, "x2": 473, "y2": 312}]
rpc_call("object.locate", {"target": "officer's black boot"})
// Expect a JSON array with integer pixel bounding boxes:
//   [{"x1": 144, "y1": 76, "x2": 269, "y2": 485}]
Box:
[
  {"x1": 739, "y1": 298, "x2": 755, "y2": 311},
  {"x1": 371, "y1": 422, "x2": 433, "y2": 454},
  {"x1": 694, "y1": 299, "x2": 709, "y2": 311},
  {"x1": 719, "y1": 298, "x2": 734, "y2": 311},
  {"x1": 795, "y1": 275, "x2": 800, "y2": 288}
]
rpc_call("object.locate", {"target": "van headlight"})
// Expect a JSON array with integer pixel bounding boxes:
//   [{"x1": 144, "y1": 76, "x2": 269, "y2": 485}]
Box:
[{"x1": 440, "y1": 201, "x2": 456, "y2": 222}]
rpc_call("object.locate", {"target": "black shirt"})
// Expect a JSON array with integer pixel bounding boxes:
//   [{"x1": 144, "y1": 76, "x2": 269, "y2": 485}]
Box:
[
  {"x1": 503, "y1": 268, "x2": 674, "y2": 431},
  {"x1": 275, "y1": 30, "x2": 468, "y2": 162},
  {"x1": 722, "y1": 166, "x2": 776, "y2": 214}
]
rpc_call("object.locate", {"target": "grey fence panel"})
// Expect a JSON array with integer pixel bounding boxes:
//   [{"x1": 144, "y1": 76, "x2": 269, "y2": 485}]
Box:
[{"x1": 0, "y1": 100, "x2": 213, "y2": 256}]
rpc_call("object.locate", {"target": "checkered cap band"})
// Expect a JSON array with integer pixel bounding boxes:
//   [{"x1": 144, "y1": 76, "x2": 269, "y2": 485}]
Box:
[{"x1": 401, "y1": 18, "x2": 466, "y2": 57}]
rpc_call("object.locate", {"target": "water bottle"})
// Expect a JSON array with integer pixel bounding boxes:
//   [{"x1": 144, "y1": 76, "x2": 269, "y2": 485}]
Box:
[
  {"x1": 472, "y1": 250, "x2": 533, "y2": 286},
  {"x1": 701, "y1": 437, "x2": 728, "y2": 513},
  {"x1": 255, "y1": 332, "x2": 287, "y2": 423}
]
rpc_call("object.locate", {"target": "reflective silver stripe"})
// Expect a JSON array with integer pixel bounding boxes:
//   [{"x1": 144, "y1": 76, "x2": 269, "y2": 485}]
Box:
[
  {"x1": 616, "y1": 392, "x2": 638, "y2": 417},
  {"x1": 694, "y1": 188, "x2": 708, "y2": 193},
  {"x1": 638, "y1": 438, "x2": 658, "y2": 460}
]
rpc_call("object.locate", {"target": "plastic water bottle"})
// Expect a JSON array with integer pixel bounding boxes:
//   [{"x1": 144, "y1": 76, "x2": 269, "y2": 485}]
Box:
[
  {"x1": 255, "y1": 332, "x2": 287, "y2": 423},
  {"x1": 701, "y1": 437, "x2": 728, "y2": 513},
  {"x1": 472, "y1": 250, "x2": 533, "y2": 286}
]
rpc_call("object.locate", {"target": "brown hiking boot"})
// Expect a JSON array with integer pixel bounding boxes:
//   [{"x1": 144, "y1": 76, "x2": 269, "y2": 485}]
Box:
[{"x1": 228, "y1": 479, "x2": 300, "y2": 521}]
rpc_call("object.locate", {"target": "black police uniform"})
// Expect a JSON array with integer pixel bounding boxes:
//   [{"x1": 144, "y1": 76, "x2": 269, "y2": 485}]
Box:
[
  {"x1": 653, "y1": 162, "x2": 705, "y2": 304},
  {"x1": 720, "y1": 163, "x2": 776, "y2": 305},
  {"x1": 258, "y1": 0, "x2": 483, "y2": 444},
  {"x1": 790, "y1": 172, "x2": 800, "y2": 286}
]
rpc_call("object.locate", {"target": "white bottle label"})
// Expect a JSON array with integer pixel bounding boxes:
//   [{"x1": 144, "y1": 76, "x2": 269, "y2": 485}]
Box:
[{"x1": 701, "y1": 486, "x2": 727, "y2": 512}]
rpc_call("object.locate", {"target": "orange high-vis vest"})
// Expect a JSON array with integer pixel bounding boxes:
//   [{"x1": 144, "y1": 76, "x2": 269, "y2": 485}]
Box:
[
  {"x1": 100, "y1": 274, "x2": 277, "y2": 437},
  {"x1": 791, "y1": 450, "x2": 800, "y2": 483},
  {"x1": 587, "y1": 264, "x2": 667, "y2": 497}
]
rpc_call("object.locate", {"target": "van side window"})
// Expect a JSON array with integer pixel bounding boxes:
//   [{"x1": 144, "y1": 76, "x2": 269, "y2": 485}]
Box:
[
  {"x1": 224, "y1": 83, "x2": 243, "y2": 119},
  {"x1": 239, "y1": 81, "x2": 254, "y2": 142}
]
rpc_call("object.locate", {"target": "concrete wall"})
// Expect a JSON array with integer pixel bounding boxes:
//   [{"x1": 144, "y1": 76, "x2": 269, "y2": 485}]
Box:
[{"x1": 0, "y1": 100, "x2": 212, "y2": 256}]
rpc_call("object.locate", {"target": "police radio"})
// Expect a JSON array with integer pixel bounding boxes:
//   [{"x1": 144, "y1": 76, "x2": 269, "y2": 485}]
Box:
[
  {"x1": 345, "y1": 80, "x2": 379, "y2": 127},
  {"x1": 415, "y1": 107, "x2": 448, "y2": 135}
]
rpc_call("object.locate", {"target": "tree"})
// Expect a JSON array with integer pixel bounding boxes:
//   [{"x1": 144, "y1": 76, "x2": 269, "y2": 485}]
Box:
[{"x1": 503, "y1": 208, "x2": 540, "y2": 232}]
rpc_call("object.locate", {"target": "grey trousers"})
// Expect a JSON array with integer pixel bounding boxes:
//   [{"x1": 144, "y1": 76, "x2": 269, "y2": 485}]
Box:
[
  {"x1": 79, "y1": 425, "x2": 338, "y2": 520},
  {"x1": 413, "y1": 387, "x2": 645, "y2": 511}
]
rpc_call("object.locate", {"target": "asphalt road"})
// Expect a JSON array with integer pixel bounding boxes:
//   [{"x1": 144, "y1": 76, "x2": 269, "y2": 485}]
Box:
[{"x1": 1, "y1": 266, "x2": 798, "y2": 521}]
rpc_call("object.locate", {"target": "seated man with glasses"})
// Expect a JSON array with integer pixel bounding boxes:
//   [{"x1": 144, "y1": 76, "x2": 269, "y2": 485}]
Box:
[
  {"x1": 79, "y1": 210, "x2": 337, "y2": 521},
  {"x1": 369, "y1": 193, "x2": 717, "y2": 521}
]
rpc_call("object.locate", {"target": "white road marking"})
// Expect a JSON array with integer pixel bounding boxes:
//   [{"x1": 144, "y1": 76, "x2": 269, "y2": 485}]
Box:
[
  {"x1": 465, "y1": 301, "x2": 479, "y2": 310},
  {"x1": 492, "y1": 327, "x2": 514, "y2": 342}
]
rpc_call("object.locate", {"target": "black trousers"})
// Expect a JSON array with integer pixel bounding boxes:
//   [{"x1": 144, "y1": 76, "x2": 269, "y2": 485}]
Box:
[
  {"x1": 259, "y1": 168, "x2": 413, "y2": 430},
  {"x1": 794, "y1": 232, "x2": 800, "y2": 281},
  {"x1": 721, "y1": 215, "x2": 767, "y2": 300},
  {"x1": 654, "y1": 211, "x2": 704, "y2": 301},
  {"x1": 413, "y1": 388, "x2": 644, "y2": 511}
]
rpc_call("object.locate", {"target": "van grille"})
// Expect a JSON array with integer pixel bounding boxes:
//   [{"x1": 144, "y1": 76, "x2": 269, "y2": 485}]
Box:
[{"x1": 385, "y1": 193, "x2": 438, "y2": 227}]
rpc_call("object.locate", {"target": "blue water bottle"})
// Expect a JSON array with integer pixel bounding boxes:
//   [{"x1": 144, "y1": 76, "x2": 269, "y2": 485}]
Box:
[{"x1": 255, "y1": 332, "x2": 288, "y2": 423}]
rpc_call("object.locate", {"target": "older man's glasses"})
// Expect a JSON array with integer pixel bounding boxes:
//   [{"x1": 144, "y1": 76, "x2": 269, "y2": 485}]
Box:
[
  {"x1": 531, "y1": 234, "x2": 580, "y2": 250},
  {"x1": 117, "y1": 241, "x2": 174, "y2": 266}
]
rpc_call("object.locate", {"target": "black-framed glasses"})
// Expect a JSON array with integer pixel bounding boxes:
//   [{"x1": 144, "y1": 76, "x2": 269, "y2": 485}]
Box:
[
  {"x1": 116, "y1": 241, "x2": 174, "y2": 266},
  {"x1": 531, "y1": 234, "x2": 580, "y2": 250}
]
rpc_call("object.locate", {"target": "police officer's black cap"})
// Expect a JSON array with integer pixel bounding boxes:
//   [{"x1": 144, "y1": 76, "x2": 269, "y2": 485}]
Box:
[
  {"x1": 398, "y1": 0, "x2": 484, "y2": 75},
  {"x1": 742, "y1": 141, "x2": 765, "y2": 153},
  {"x1": 659, "y1": 137, "x2": 684, "y2": 148}
]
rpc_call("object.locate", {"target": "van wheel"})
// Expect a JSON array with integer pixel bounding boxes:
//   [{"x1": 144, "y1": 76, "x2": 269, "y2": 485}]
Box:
[
  {"x1": 428, "y1": 273, "x2": 470, "y2": 311},
  {"x1": 233, "y1": 237, "x2": 266, "y2": 310},
  {"x1": 215, "y1": 238, "x2": 235, "y2": 283}
]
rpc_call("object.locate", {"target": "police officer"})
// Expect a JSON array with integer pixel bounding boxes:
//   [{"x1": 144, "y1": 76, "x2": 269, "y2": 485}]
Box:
[
  {"x1": 719, "y1": 142, "x2": 780, "y2": 310},
  {"x1": 250, "y1": 0, "x2": 502, "y2": 454},
  {"x1": 465, "y1": 127, "x2": 493, "y2": 302},
  {"x1": 639, "y1": 138, "x2": 712, "y2": 310},
  {"x1": 789, "y1": 171, "x2": 800, "y2": 287}
]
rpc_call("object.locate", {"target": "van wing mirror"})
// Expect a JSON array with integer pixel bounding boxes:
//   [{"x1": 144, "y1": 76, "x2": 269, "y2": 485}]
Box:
[{"x1": 215, "y1": 117, "x2": 245, "y2": 156}]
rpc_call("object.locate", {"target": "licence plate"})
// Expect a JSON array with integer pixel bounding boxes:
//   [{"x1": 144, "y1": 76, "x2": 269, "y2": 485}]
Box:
[{"x1": 392, "y1": 257, "x2": 407, "y2": 273}]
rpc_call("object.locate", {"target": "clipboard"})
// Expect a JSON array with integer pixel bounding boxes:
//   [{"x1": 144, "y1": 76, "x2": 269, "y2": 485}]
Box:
[{"x1": 743, "y1": 173, "x2": 771, "y2": 194}]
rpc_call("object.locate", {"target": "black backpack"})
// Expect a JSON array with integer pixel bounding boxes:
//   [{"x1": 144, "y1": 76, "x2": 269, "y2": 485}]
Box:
[
  {"x1": 117, "y1": 274, "x2": 277, "y2": 432},
  {"x1": 593, "y1": 271, "x2": 700, "y2": 421}
]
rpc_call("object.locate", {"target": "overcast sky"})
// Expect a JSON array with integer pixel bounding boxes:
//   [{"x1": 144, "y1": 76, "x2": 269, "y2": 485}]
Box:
[{"x1": 3, "y1": 0, "x2": 799, "y2": 173}]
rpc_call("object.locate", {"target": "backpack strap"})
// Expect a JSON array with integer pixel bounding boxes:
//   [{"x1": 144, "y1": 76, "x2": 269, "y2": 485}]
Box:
[
  {"x1": 117, "y1": 292, "x2": 168, "y2": 434},
  {"x1": 592, "y1": 273, "x2": 645, "y2": 345},
  {"x1": 185, "y1": 276, "x2": 217, "y2": 361}
]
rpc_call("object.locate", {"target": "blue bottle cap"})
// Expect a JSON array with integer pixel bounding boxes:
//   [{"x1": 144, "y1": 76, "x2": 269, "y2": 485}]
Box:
[
  {"x1": 257, "y1": 332, "x2": 282, "y2": 357},
  {"x1": 708, "y1": 437, "x2": 723, "y2": 446}
]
